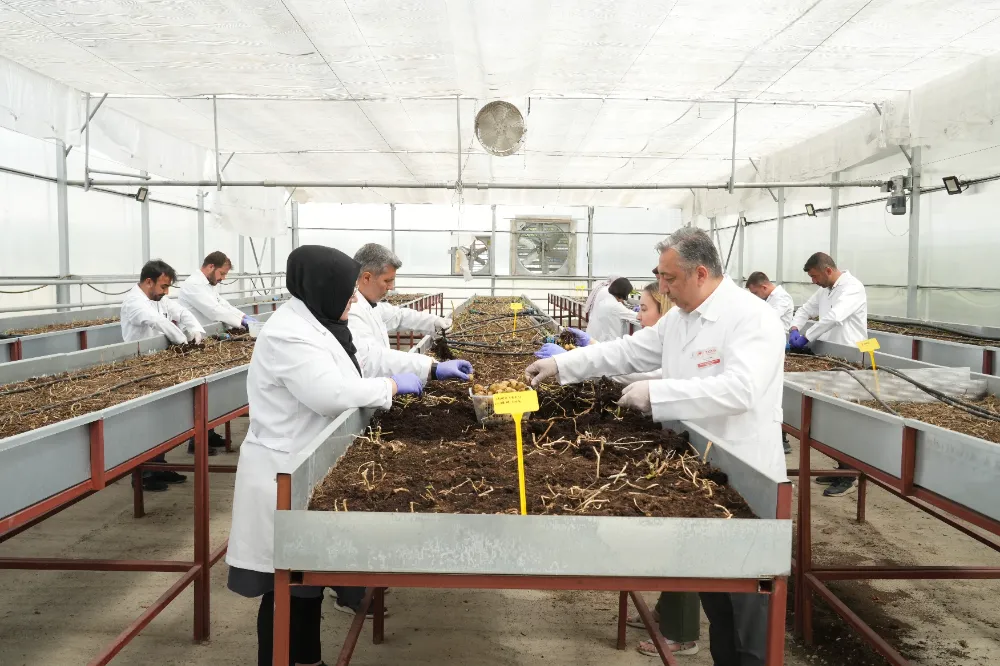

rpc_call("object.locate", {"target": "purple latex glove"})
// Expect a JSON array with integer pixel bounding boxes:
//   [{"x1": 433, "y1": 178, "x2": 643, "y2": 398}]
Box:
[
  {"x1": 391, "y1": 373, "x2": 424, "y2": 396},
  {"x1": 535, "y1": 343, "x2": 568, "y2": 359},
  {"x1": 632, "y1": 305, "x2": 640, "y2": 312},
  {"x1": 565, "y1": 327, "x2": 591, "y2": 346},
  {"x1": 241, "y1": 314, "x2": 258, "y2": 327},
  {"x1": 788, "y1": 330, "x2": 809, "y2": 349},
  {"x1": 435, "y1": 359, "x2": 474, "y2": 381}
]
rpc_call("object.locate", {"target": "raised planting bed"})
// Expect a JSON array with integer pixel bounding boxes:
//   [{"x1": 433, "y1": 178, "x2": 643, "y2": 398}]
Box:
[
  {"x1": 310, "y1": 379, "x2": 752, "y2": 519},
  {"x1": 784, "y1": 353, "x2": 861, "y2": 373},
  {"x1": 383, "y1": 293, "x2": 426, "y2": 306},
  {"x1": 436, "y1": 295, "x2": 555, "y2": 384},
  {"x1": 869, "y1": 319, "x2": 1000, "y2": 347},
  {"x1": 4, "y1": 316, "x2": 119, "y2": 336},
  {"x1": 0, "y1": 337, "x2": 254, "y2": 440}
]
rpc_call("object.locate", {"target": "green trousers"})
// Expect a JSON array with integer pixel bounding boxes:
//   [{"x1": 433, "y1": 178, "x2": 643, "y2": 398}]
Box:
[{"x1": 655, "y1": 592, "x2": 701, "y2": 643}]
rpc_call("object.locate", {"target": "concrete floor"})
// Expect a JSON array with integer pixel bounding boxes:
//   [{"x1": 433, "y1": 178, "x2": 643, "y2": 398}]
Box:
[{"x1": 1, "y1": 418, "x2": 998, "y2": 666}]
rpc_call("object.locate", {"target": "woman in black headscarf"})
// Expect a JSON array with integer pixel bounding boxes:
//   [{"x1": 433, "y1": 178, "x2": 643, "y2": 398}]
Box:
[{"x1": 226, "y1": 246, "x2": 424, "y2": 666}]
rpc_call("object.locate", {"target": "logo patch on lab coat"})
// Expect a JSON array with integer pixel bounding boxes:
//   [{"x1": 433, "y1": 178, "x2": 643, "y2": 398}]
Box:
[{"x1": 695, "y1": 347, "x2": 721, "y2": 368}]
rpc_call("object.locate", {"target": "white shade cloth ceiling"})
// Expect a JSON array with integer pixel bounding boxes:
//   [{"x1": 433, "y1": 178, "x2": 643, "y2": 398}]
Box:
[{"x1": 2, "y1": 0, "x2": 1000, "y2": 209}]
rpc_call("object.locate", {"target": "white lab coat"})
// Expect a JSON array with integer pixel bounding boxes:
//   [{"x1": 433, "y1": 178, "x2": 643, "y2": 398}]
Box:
[
  {"x1": 347, "y1": 292, "x2": 434, "y2": 380},
  {"x1": 177, "y1": 271, "x2": 246, "y2": 328},
  {"x1": 790, "y1": 271, "x2": 868, "y2": 346},
  {"x1": 766, "y1": 284, "x2": 795, "y2": 333},
  {"x1": 556, "y1": 277, "x2": 787, "y2": 479},
  {"x1": 119, "y1": 284, "x2": 205, "y2": 345},
  {"x1": 226, "y1": 298, "x2": 394, "y2": 573},
  {"x1": 586, "y1": 289, "x2": 638, "y2": 343}
]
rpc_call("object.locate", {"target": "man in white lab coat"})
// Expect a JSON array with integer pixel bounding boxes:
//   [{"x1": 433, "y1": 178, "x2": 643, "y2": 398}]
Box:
[
  {"x1": 178, "y1": 250, "x2": 250, "y2": 456},
  {"x1": 120, "y1": 260, "x2": 206, "y2": 491},
  {"x1": 349, "y1": 243, "x2": 473, "y2": 382},
  {"x1": 526, "y1": 227, "x2": 785, "y2": 666},
  {"x1": 788, "y1": 252, "x2": 868, "y2": 497},
  {"x1": 178, "y1": 250, "x2": 254, "y2": 330},
  {"x1": 746, "y1": 272, "x2": 794, "y2": 333}
]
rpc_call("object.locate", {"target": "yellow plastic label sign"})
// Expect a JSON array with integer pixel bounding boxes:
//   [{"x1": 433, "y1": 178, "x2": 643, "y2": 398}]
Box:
[
  {"x1": 574, "y1": 285, "x2": 587, "y2": 291},
  {"x1": 491, "y1": 390, "x2": 539, "y2": 415},
  {"x1": 856, "y1": 338, "x2": 880, "y2": 353},
  {"x1": 509, "y1": 303, "x2": 523, "y2": 312}
]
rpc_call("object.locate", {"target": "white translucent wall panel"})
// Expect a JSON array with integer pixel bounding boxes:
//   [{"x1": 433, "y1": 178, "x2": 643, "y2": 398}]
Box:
[
  {"x1": 1, "y1": 173, "x2": 58, "y2": 276},
  {"x1": 0, "y1": 127, "x2": 55, "y2": 177},
  {"x1": 835, "y1": 201, "x2": 910, "y2": 287},
  {"x1": 395, "y1": 205, "x2": 492, "y2": 275},
  {"x1": 203, "y1": 217, "x2": 242, "y2": 265},
  {"x1": 149, "y1": 204, "x2": 198, "y2": 274},
  {"x1": 592, "y1": 207, "x2": 683, "y2": 280},
  {"x1": 68, "y1": 189, "x2": 141, "y2": 275},
  {"x1": 744, "y1": 220, "x2": 778, "y2": 281}
]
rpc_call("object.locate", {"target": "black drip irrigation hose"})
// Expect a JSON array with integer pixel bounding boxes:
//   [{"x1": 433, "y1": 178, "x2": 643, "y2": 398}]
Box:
[{"x1": 822, "y1": 355, "x2": 1000, "y2": 422}]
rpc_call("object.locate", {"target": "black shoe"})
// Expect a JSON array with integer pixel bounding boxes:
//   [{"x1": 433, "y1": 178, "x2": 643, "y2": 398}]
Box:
[
  {"x1": 815, "y1": 475, "x2": 839, "y2": 485},
  {"x1": 157, "y1": 470, "x2": 188, "y2": 484},
  {"x1": 187, "y1": 440, "x2": 219, "y2": 456},
  {"x1": 135, "y1": 477, "x2": 168, "y2": 492},
  {"x1": 823, "y1": 478, "x2": 857, "y2": 497},
  {"x1": 208, "y1": 431, "x2": 227, "y2": 448},
  {"x1": 783, "y1": 440, "x2": 792, "y2": 454}
]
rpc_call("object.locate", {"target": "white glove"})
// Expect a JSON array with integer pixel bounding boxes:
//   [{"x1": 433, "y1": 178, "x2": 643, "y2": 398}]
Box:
[
  {"x1": 436, "y1": 317, "x2": 453, "y2": 332},
  {"x1": 525, "y1": 358, "x2": 559, "y2": 387},
  {"x1": 617, "y1": 381, "x2": 652, "y2": 414},
  {"x1": 192, "y1": 331, "x2": 205, "y2": 345}
]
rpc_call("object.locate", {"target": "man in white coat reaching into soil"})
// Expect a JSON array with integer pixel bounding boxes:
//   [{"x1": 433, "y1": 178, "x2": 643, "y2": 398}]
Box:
[{"x1": 526, "y1": 226, "x2": 786, "y2": 666}]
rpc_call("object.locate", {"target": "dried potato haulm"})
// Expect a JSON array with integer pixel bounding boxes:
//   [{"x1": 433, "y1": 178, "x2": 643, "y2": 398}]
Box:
[
  {"x1": 5, "y1": 317, "x2": 119, "y2": 336},
  {"x1": 310, "y1": 379, "x2": 753, "y2": 519},
  {"x1": 869, "y1": 320, "x2": 1000, "y2": 348}
]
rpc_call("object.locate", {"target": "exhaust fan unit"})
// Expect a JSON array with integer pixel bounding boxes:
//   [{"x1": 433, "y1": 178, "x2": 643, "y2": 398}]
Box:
[
  {"x1": 511, "y1": 218, "x2": 575, "y2": 277},
  {"x1": 475, "y1": 101, "x2": 527, "y2": 157}
]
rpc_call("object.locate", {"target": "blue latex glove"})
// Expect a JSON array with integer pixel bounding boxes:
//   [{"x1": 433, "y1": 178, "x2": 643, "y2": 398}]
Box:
[
  {"x1": 535, "y1": 343, "x2": 568, "y2": 359},
  {"x1": 391, "y1": 373, "x2": 424, "y2": 396},
  {"x1": 788, "y1": 330, "x2": 809, "y2": 350},
  {"x1": 565, "y1": 327, "x2": 591, "y2": 346},
  {"x1": 241, "y1": 315, "x2": 258, "y2": 327},
  {"x1": 435, "y1": 359, "x2": 473, "y2": 381},
  {"x1": 633, "y1": 305, "x2": 640, "y2": 312}
]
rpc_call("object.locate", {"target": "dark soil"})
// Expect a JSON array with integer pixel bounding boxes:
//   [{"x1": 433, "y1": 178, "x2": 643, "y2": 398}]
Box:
[
  {"x1": 5, "y1": 317, "x2": 119, "y2": 336},
  {"x1": 309, "y1": 379, "x2": 753, "y2": 519},
  {"x1": 870, "y1": 320, "x2": 1000, "y2": 347},
  {"x1": 383, "y1": 293, "x2": 426, "y2": 305},
  {"x1": 785, "y1": 353, "x2": 861, "y2": 373},
  {"x1": 0, "y1": 337, "x2": 254, "y2": 439},
  {"x1": 862, "y1": 395, "x2": 1000, "y2": 444}
]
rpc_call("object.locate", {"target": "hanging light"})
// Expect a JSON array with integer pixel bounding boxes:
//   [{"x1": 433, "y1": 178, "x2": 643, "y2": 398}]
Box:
[
  {"x1": 942, "y1": 176, "x2": 964, "y2": 195},
  {"x1": 805, "y1": 204, "x2": 816, "y2": 217}
]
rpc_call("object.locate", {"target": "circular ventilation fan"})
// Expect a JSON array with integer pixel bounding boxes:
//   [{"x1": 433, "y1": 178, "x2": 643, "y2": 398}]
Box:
[
  {"x1": 475, "y1": 101, "x2": 526, "y2": 156},
  {"x1": 515, "y1": 222, "x2": 571, "y2": 276}
]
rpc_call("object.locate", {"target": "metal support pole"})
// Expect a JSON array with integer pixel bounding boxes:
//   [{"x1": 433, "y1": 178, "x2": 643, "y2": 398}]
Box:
[
  {"x1": 830, "y1": 172, "x2": 840, "y2": 257},
  {"x1": 490, "y1": 204, "x2": 497, "y2": 296},
  {"x1": 238, "y1": 236, "x2": 245, "y2": 299},
  {"x1": 390, "y1": 203, "x2": 396, "y2": 254},
  {"x1": 270, "y1": 236, "x2": 276, "y2": 294},
  {"x1": 737, "y1": 214, "x2": 745, "y2": 286},
  {"x1": 55, "y1": 139, "x2": 71, "y2": 311},
  {"x1": 709, "y1": 217, "x2": 718, "y2": 254},
  {"x1": 83, "y1": 93, "x2": 91, "y2": 191},
  {"x1": 906, "y1": 147, "x2": 922, "y2": 318},
  {"x1": 140, "y1": 171, "x2": 150, "y2": 263},
  {"x1": 196, "y1": 190, "x2": 205, "y2": 263},
  {"x1": 586, "y1": 206, "x2": 595, "y2": 290},
  {"x1": 66, "y1": 93, "x2": 107, "y2": 158},
  {"x1": 728, "y1": 99, "x2": 737, "y2": 194},
  {"x1": 776, "y1": 188, "x2": 785, "y2": 284},
  {"x1": 290, "y1": 202, "x2": 300, "y2": 249},
  {"x1": 455, "y1": 95, "x2": 462, "y2": 190},
  {"x1": 213, "y1": 95, "x2": 222, "y2": 191}
]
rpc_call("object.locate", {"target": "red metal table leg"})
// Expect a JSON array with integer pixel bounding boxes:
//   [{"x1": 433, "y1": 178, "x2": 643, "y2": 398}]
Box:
[
  {"x1": 132, "y1": 469, "x2": 145, "y2": 518},
  {"x1": 627, "y1": 591, "x2": 678, "y2": 666},
  {"x1": 373, "y1": 587, "x2": 385, "y2": 644},
  {"x1": 617, "y1": 591, "x2": 628, "y2": 650},
  {"x1": 193, "y1": 383, "x2": 210, "y2": 641},
  {"x1": 766, "y1": 578, "x2": 788, "y2": 665},
  {"x1": 224, "y1": 420, "x2": 232, "y2": 452},
  {"x1": 856, "y1": 474, "x2": 867, "y2": 523}
]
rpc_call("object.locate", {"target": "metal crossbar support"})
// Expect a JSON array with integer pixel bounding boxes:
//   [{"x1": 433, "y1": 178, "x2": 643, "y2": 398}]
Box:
[
  {"x1": 737, "y1": 214, "x2": 745, "y2": 285},
  {"x1": 830, "y1": 172, "x2": 840, "y2": 257},
  {"x1": 66, "y1": 93, "x2": 108, "y2": 158},
  {"x1": 238, "y1": 236, "x2": 246, "y2": 299},
  {"x1": 291, "y1": 202, "x2": 300, "y2": 249},
  {"x1": 906, "y1": 147, "x2": 922, "y2": 317},
  {"x1": 89, "y1": 169, "x2": 151, "y2": 180},
  {"x1": 749, "y1": 158, "x2": 778, "y2": 202},
  {"x1": 390, "y1": 203, "x2": 396, "y2": 254},
  {"x1": 455, "y1": 95, "x2": 462, "y2": 191},
  {"x1": 490, "y1": 204, "x2": 497, "y2": 296},
  {"x1": 84, "y1": 93, "x2": 92, "y2": 191}
]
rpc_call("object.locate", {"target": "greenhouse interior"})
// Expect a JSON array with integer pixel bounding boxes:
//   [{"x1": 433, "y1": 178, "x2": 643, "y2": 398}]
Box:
[{"x1": 2, "y1": 2, "x2": 1000, "y2": 666}]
